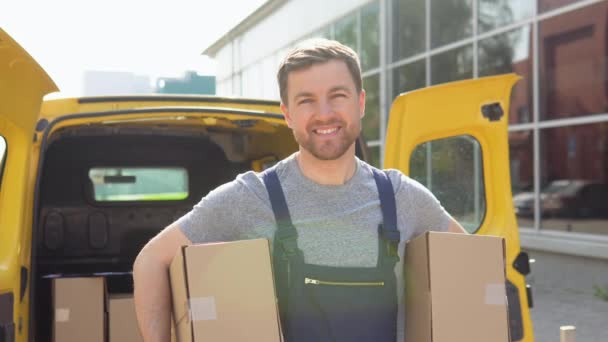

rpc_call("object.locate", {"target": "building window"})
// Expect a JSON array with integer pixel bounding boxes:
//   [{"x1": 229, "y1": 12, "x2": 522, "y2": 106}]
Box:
[
  {"x1": 392, "y1": 59, "x2": 426, "y2": 99},
  {"x1": 479, "y1": 26, "x2": 533, "y2": 124},
  {"x1": 478, "y1": 0, "x2": 534, "y2": 33},
  {"x1": 361, "y1": 1, "x2": 380, "y2": 71},
  {"x1": 538, "y1": 0, "x2": 587, "y2": 13},
  {"x1": 392, "y1": 0, "x2": 426, "y2": 61},
  {"x1": 431, "y1": 45, "x2": 473, "y2": 85},
  {"x1": 334, "y1": 13, "x2": 358, "y2": 52},
  {"x1": 539, "y1": 123, "x2": 608, "y2": 235},
  {"x1": 367, "y1": 145, "x2": 381, "y2": 167},
  {"x1": 510, "y1": 130, "x2": 535, "y2": 227},
  {"x1": 539, "y1": 2, "x2": 608, "y2": 121},
  {"x1": 363, "y1": 74, "x2": 381, "y2": 141},
  {"x1": 431, "y1": 0, "x2": 473, "y2": 48}
]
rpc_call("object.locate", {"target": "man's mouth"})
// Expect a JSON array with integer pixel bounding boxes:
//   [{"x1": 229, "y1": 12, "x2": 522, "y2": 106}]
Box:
[{"x1": 313, "y1": 127, "x2": 340, "y2": 135}]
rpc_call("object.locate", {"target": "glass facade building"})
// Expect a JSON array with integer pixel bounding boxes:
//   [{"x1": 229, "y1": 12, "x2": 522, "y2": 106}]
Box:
[{"x1": 205, "y1": 0, "x2": 608, "y2": 255}]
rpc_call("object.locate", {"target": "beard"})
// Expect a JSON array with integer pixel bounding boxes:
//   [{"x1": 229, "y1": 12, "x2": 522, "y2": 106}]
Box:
[{"x1": 292, "y1": 118, "x2": 361, "y2": 160}]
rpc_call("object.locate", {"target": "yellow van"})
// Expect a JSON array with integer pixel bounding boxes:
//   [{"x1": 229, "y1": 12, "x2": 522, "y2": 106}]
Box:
[{"x1": 0, "y1": 29, "x2": 534, "y2": 341}]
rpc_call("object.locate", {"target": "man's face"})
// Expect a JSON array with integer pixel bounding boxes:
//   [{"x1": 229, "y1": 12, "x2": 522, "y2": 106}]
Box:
[{"x1": 281, "y1": 59, "x2": 365, "y2": 161}]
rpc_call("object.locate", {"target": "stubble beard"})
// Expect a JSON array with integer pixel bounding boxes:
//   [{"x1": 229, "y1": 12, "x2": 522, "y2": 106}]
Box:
[{"x1": 294, "y1": 120, "x2": 360, "y2": 161}]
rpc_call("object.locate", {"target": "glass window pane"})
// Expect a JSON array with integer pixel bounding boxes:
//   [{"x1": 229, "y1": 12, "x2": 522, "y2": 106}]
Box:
[
  {"x1": 392, "y1": 0, "x2": 426, "y2": 61},
  {"x1": 367, "y1": 145, "x2": 381, "y2": 167},
  {"x1": 89, "y1": 167, "x2": 189, "y2": 202},
  {"x1": 431, "y1": 45, "x2": 473, "y2": 85},
  {"x1": 392, "y1": 59, "x2": 426, "y2": 99},
  {"x1": 361, "y1": 1, "x2": 380, "y2": 71},
  {"x1": 431, "y1": 0, "x2": 473, "y2": 48},
  {"x1": 479, "y1": 26, "x2": 533, "y2": 124},
  {"x1": 334, "y1": 13, "x2": 358, "y2": 52},
  {"x1": 410, "y1": 135, "x2": 486, "y2": 233},
  {"x1": 363, "y1": 74, "x2": 381, "y2": 141},
  {"x1": 539, "y1": 0, "x2": 586, "y2": 13},
  {"x1": 539, "y1": 2, "x2": 608, "y2": 120},
  {"x1": 540, "y1": 123, "x2": 608, "y2": 235},
  {"x1": 311, "y1": 26, "x2": 332, "y2": 40},
  {"x1": 510, "y1": 131, "x2": 535, "y2": 227},
  {"x1": 478, "y1": 0, "x2": 534, "y2": 33}
]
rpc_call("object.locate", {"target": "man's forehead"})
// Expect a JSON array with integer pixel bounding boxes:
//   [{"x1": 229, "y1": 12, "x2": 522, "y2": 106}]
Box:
[{"x1": 286, "y1": 60, "x2": 356, "y2": 92}]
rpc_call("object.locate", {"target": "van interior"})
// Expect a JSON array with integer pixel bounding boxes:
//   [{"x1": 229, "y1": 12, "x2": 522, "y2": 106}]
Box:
[{"x1": 32, "y1": 119, "x2": 299, "y2": 340}]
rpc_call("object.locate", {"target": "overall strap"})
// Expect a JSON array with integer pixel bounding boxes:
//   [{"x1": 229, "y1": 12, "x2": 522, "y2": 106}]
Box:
[
  {"x1": 371, "y1": 168, "x2": 400, "y2": 266},
  {"x1": 262, "y1": 169, "x2": 298, "y2": 331}
]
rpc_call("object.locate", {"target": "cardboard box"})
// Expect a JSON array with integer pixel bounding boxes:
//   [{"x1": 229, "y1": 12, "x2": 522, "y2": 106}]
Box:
[
  {"x1": 404, "y1": 232, "x2": 510, "y2": 342},
  {"x1": 53, "y1": 277, "x2": 106, "y2": 342},
  {"x1": 109, "y1": 294, "x2": 144, "y2": 342},
  {"x1": 169, "y1": 238, "x2": 281, "y2": 342}
]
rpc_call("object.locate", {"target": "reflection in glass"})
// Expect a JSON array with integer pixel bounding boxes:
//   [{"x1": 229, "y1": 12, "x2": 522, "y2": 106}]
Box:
[
  {"x1": 392, "y1": 0, "x2": 426, "y2": 61},
  {"x1": 538, "y1": 0, "x2": 585, "y2": 13},
  {"x1": 479, "y1": 26, "x2": 533, "y2": 124},
  {"x1": 368, "y1": 145, "x2": 381, "y2": 167},
  {"x1": 392, "y1": 59, "x2": 426, "y2": 99},
  {"x1": 540, "y1": 123, "x2": 608, "y2": 235},
  {"x1": 478, "y1": 0, "x2": 534, "y2": 33},
  {"x1": 509, "y1": 131, "x2": 535, "y2": 227},
  {"x1": 334, "y1": 14, "x2": 358, "y2": 52},
  {"x1": 431, "y1": 45, "x2": 473, "y2": 85},
  {"x1": 361, "y1": 1, "x2": 380, "y2": 71},
  {"x1": 431, "y1": 0, "x2": 473, "y2": 48},
  {"x1": 539, "y1": 2, "x2": 608, "y2": 120},
  {"x1": 363, "y1": 74, "x2": 381, "y2": 141},
  {"x1": 410, "y1": 135, "x2": 486, "y2": 233}
]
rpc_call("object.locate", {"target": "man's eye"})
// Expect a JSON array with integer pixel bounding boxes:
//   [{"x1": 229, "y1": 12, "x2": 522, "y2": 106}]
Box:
[
  {"x1": 298, "y1": 99, "x2": 313, "y2": 105},
  {"x1": 332, "y1": 93, "x2": 347, "y2": 99}
]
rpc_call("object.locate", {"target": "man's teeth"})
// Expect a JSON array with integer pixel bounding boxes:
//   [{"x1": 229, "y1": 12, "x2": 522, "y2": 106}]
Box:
[{"x1": 316, "y1": 127, "x2": 338, "y2": 134}]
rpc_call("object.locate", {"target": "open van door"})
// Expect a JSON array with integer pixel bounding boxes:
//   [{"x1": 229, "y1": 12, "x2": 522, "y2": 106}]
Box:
[
  {"x1": 384, "y1": 74, "x2": 534, "y2": 342},
  {"x1": 0, "y1": 29, "x2": 58, "y2": 342}
]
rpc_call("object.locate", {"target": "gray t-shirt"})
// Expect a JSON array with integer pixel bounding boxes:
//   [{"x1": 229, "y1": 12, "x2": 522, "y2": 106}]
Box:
[{"x1": 177, "y1": 153, "x2": 450, "y2": 340}]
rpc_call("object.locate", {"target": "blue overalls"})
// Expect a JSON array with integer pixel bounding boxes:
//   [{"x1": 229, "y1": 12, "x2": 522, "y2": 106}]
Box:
[{"x1": 262, "y1": 168, "x2": 400, "y2": 342}]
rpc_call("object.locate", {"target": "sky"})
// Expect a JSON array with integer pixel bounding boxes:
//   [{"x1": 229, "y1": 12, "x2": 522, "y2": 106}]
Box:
[{"x1": 2, "y1": 0, "x2": 267, "y2": 96}]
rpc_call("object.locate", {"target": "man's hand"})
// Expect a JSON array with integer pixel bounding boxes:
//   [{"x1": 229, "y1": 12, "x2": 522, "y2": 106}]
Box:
[
  {"x1": 447, "y1": 217, "x2": 467, "y2": 234},
  {"x1": 133, "y1": 224, "x2": 192, "y2": 342}
]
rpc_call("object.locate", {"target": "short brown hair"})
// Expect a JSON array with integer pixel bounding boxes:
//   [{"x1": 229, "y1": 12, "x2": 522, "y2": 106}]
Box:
[{"x1": 277, "y1": 39, "x2": 362, "y2": 104}]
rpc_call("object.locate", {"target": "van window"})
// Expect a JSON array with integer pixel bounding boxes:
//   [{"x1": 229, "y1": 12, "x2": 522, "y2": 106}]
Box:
[
  {"x1": 409, "y1": 135, "x2": 486, "y2": 233},
  {"x1": 88, "y1": 167, "x2": 188, "y2": 202}
]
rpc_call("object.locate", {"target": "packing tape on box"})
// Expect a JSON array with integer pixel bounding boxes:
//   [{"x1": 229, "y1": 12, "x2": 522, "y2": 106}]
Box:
[
  {"x1": 55, "y1": 308, "x2": 70, "y2": 322},
  {"x1": 484, "y1": 283, "x2": 506, "y2": 305},
  {"x1": 189, "y1": 297, "x2": 217, "y2": 321}
]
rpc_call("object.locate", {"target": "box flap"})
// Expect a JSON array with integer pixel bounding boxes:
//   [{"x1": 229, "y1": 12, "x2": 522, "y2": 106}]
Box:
[
  {"x1": 427, "y1": 232, "x2": 509, "y2": 341},
  {"x1": 169, "y1": 245, "x2": 192, "y2": 342}
]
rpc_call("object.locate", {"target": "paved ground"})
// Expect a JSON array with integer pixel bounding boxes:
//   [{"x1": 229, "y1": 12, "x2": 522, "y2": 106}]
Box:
[
  {"x1": 526, "y1": 249, "x2": 608, "y2": 342},
  {"x1": 530, "y1": 285, "x2": 608, "y2": 342}
]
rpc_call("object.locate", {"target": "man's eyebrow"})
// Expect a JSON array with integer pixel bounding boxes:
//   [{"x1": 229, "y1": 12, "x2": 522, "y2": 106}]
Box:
[
  {"x1": 329, "y1": 85, "x2": 353, "y2": 94},
  {"x1": 293, "y1": 92, "x2": 315, "y2": 101}
]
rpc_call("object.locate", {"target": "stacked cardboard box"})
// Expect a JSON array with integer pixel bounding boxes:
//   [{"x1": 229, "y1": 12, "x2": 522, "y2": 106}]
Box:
[{"x1": 52, "y1": 277, "x2": 144, "y2": 342}]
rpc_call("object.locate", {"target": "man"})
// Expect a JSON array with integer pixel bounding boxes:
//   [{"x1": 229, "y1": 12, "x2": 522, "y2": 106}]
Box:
[{"x1": 133, "y1": 39, "x2": 466, "y2": 342}]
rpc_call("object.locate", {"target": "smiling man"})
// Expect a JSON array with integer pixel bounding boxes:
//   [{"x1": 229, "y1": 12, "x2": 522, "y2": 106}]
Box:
[{"x1": 133, "y1": 39, "x2": 466, "y2": 342}]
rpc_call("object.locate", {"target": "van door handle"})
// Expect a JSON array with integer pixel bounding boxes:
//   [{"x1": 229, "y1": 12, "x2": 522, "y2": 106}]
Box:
[{"x1": 20, "y1": 267, "x2": 28, "y2": 302}]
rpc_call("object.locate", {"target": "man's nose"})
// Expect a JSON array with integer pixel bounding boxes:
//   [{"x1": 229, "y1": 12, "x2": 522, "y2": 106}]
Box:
[{"x1": 318, "y1": 98, "x2": 335, "y2": 117}]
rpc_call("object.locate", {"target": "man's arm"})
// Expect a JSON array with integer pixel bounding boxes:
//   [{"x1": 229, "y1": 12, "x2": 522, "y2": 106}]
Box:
[
  {"x1": 133, "y1": 224, "x2": 192, "y2": 342},
  {"x1": 447, "y1": 217, "x2": 467, "y2": 234}
]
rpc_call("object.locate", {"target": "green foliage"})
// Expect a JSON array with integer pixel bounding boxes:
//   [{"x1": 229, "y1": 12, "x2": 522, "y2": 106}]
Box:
[{"x1": 593, "y1": 284, "x2": 608, "y2": 302}]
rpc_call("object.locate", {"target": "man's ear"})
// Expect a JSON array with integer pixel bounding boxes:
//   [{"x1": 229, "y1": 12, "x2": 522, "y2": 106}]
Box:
[
  {"x1": 359, "y1": 89, "x2": 366, "y2": 119},
  {"x1": 281, "y1": 102, "x2": 294, "y2": 128}
]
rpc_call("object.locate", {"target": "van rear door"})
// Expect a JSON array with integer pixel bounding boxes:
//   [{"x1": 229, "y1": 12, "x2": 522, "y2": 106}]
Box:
[
  {"x1": 384, "y1": 74, "x2": 534, "y2": 342},
  {"x1": 0, "y1": 29, "x2": 57, "y2": 342}
]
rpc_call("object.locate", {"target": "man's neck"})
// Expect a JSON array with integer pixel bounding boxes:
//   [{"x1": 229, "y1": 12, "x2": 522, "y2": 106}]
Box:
[{"x1": 295, "y1": 148, "x2": 357, "y2": 185}]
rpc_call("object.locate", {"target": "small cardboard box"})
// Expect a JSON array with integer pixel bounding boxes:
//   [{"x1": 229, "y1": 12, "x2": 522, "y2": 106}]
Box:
[
  {"x1": 109, "y1": 294, "x2": 144, "y2": 342},
  {"x1": 404, "y1": 232, "x2": 510, "y2": 342},
  {"x1": 53, "y1": 277, "x2": 106, "y2": 342},
  {"x1": 169, "y1": 238, "x2": 281, "y2": 342}
]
